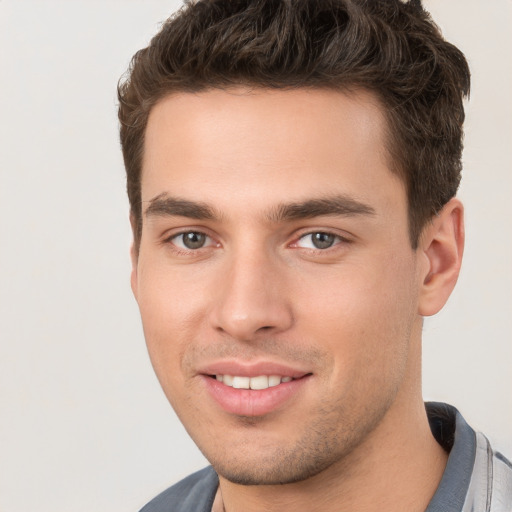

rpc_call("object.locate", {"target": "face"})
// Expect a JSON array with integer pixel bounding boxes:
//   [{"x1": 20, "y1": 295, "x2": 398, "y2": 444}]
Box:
[{"x1": 132, "y1": 88, "x2": 427, "y2": 485}]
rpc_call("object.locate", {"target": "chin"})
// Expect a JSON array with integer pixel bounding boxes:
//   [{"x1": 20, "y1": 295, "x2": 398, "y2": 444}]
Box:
[
  {"x1": 205, "y1": 434, "x2": 357, "y2": 487},
  {"x1": 214, "y1": 458, "x2": 334, "y2": 486}
]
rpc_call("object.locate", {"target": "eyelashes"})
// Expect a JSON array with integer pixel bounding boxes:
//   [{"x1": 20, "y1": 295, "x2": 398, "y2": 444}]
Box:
[
  {"x1": 293, "y1": 232, "x2": 346, "y2": 250},
  {"x1": 170, "y1": 231, "x2": 216, "y2": 250},
  {"x1": 164, "y1": 229, "x2": 351, "y2": 256}
]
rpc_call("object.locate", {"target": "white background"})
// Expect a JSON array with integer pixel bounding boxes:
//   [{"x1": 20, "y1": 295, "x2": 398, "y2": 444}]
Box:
[{"x1": 0, "y1": 1, "x2": 510, "y2": 511}]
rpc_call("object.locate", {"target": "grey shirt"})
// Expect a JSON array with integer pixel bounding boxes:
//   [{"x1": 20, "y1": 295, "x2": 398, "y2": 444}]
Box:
[{"x1": 140, "y1": 403, "x2": 512, "y2": 512}]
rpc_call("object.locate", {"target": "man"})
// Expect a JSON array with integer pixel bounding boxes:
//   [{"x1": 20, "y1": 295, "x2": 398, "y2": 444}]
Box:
[{"x1": 118, "y1": 0, "x2": 512, "y2": 510}]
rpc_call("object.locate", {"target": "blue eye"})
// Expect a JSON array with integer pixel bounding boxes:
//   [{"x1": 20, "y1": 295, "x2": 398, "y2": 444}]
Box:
[
  {"x1": 172, "y1": 231, "x2": 212, "y2": 250},
  {"x1": 297, "y1": 232, "x2": 339, "y2": 249}
]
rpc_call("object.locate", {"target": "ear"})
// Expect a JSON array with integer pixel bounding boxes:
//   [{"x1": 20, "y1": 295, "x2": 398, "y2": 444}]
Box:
[
  {"x1": 418, "y1": 198, "x2": 465, "y2": 317},
  {"x1": 129, "y1": 212, "x2": 139, "y2": 301}
]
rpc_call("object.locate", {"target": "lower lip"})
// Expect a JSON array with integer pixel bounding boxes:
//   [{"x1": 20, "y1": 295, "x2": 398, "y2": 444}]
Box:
[{"x1": 201, "y1": 375, "x2": 310, "y2": 417}]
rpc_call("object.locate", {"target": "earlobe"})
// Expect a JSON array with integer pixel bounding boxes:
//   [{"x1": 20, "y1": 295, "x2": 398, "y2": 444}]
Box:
[{"x1": 418, "y1": 198, "x2": 465, "y2": 317}]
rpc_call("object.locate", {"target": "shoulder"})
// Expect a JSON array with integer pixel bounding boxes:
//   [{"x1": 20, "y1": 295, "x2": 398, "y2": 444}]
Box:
[
  {"x1": 494, "y1": 448, "x2": 512, "y2": 503},
  {"x1": 425, "y1": 402, "x2": 512, "y2": 511},
  {"x1": 139, "y1": 466, "x2": 219, "y2": 512},
  {"x1": 467, "y1": 432, "x2": 512, "y2": 511}
]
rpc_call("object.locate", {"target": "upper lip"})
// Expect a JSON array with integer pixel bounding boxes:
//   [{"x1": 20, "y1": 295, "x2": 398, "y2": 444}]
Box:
[{"x1": 197, "y1": 360, "x2": 311, "y2": 379}]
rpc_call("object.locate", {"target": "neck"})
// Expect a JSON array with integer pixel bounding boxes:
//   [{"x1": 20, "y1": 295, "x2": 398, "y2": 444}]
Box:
[{"x1": 215, "y1": 335, "x2": 448, "y2": 512}]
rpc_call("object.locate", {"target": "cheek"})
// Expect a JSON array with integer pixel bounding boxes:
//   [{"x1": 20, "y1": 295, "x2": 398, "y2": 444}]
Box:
[
  {"x1": 137, "y1": 251, "x2": 212, "y2": 328},
  {"x1": 135, "y1": 265, "x2": 209, "y2": 389},
  {"x1": 295, "y1": 255, "x2": 419, "y2": 383}
]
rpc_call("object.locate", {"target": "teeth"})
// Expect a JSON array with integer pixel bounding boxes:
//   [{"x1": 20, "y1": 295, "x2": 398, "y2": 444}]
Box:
[
  {"x1": 268, "y1": 375, "x2": 281, "y2": 387},
  {"x1": 215, "y1": 374, "x2": 294, "y2": 390},
  {"x1": 232, "y1": 376, "x2": 250, "y2": 389},
  {"x1": 250, "y1": 375, "x2": 268, "y2": 390}
]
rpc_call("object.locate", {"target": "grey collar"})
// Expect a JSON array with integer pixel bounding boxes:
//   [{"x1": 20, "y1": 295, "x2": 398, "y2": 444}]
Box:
[{"x1": 425, "y1": 402, "x2": 476, "y2": 512}]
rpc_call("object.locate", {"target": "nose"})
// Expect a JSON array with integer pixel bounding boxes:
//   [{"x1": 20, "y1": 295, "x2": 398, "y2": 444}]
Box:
[{"x1": 210, "y1": 250, "x2": 294, "y2": 342}]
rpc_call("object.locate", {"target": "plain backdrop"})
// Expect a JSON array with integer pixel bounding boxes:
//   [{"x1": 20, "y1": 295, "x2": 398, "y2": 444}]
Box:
[{"x1": 0, "y1": 1, "x2": 510, "y2": 511}]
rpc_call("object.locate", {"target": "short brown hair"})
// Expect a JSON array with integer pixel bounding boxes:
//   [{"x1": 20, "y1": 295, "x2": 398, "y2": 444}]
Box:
[{"x1": 118, "y1": 0, "x2": 470, "y2": 249}]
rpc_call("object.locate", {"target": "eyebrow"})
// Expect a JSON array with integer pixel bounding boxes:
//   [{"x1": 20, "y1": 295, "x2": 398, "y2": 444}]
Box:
[
  {"x1": 144, "y1": 193, "x2": 376, "y2": 222},
  {"x1": 267, "y1": 195, "x2": 376, "y2": 222},
  {"x1": 145, "y1": 194, "x2": 219, "y2": 220}
]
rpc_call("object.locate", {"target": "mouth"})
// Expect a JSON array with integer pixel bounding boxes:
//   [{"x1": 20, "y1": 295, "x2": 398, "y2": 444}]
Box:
[
  {"x1": 200, "y1": 366, "x2": 312, "y2": 417},
  {"x1": 210, "y1": 374, "x2": 295, "y2": 390}
]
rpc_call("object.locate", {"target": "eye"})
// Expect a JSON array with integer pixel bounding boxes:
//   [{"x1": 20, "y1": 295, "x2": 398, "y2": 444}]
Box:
[
  {"x1": 296, "y1": 232, "x2": 340, "y2": 250},
  {"x1": 170, "y1": 231, "x2": 215, "y2": 250}
]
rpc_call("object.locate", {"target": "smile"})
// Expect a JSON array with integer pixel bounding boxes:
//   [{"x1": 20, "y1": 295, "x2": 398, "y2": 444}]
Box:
[
  {"x1": 215, "y1": 374, "x2": 293, "y2": 390},
  {"x1": 203, "y1": 371, "x2": 311, "y2": 416}
]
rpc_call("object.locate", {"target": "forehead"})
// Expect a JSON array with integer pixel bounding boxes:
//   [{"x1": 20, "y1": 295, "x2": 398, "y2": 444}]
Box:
[{"x1": 141, "y1": 87, "x2": 403, "y2": 214}]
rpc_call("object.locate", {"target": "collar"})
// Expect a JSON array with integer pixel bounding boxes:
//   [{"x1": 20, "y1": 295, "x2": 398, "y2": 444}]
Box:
[{"x1": 425, "y1": 402, "x2": 476, "y2": 512}]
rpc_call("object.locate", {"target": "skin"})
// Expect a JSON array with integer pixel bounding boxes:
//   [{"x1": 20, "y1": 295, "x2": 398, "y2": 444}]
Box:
[{"x1": 131, "y1": 88, "x2": 464, "y2": 511}]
